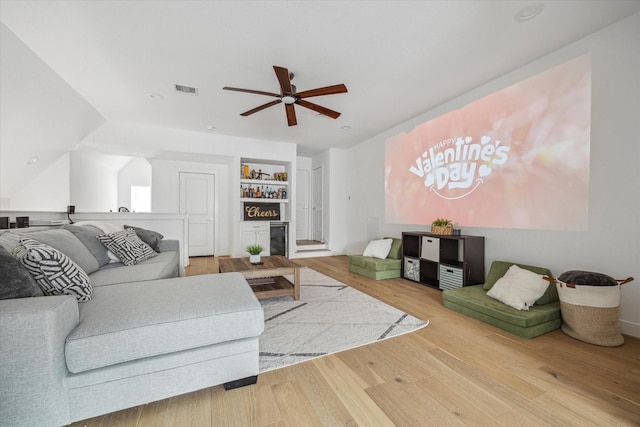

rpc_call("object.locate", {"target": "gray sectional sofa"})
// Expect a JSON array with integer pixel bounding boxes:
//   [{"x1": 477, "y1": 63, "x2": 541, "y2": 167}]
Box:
[{"x1": 0, "y1": 225, "x2": 264, "y2": 427}]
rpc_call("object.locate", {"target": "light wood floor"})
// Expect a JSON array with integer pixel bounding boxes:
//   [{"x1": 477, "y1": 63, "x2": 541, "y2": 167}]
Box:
[{"x1": 73, "y1": 256, "x2": 640, "y2": 426}]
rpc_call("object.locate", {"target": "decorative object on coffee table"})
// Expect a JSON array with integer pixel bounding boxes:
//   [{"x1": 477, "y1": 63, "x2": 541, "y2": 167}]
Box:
[
  {"x1": 431, "y1": 218, "x2": 453, "y2": 235},
  {"x1": 246, "y1": 244, "x2": 263, "y2": 264}
]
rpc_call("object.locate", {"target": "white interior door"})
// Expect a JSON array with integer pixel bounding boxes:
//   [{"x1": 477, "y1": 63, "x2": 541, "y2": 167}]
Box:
[
  {"x1": 296, "y1": 169, "x2": 310, "y2": 241},
  {"x1": 312, "y1": 165, "x2": 323, "y2": 242},
  {"x1": 179, "y1": 172, "x2": 215, "y2": 256}
]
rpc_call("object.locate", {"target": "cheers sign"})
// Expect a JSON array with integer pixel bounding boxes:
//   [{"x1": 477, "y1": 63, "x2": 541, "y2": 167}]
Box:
[{"x1": 244, "y1": 202, "x2": 280, "y2": 221}]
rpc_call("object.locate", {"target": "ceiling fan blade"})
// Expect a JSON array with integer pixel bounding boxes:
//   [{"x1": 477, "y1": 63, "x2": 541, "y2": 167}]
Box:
[
  {"x1": 296, "y1": 100, "x2": 341, "y2": 119},
  {"x1": 285, "y1": 103, "x2": 297, "y2": 126},
  {"x1": 296, "y1": 84, "x2": 348, "y2": 98},
  {"x1": 223, "y1": 87, "x2": 281, "y2": 98},
  {"x1": 240, "y1": 99, "x2": 282, "y2": 116},
  {"x1": 273, "y1": 66, "x2": 293, "y2": 95}
]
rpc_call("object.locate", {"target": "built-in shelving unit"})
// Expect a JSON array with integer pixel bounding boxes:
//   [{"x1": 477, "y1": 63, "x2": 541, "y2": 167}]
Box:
[
  {"x1": 240, "y1": 159, "x2": 291, "y2": 221},
  {"x1": 237, "y1": 158, "x2": 292, "y2": 258},
  {"x1": 401, "y1": 231, "x2": 484, "y2": 290}
]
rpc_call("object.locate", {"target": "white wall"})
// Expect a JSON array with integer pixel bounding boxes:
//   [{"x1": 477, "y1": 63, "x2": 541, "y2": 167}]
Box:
[
  {"x1": 7, "y1": 153, "x2": 70, "y2": 211},
  {"x1": 69, "y1": 149, "x2": 132, "y2": 212},
  {"x1": 342, "y1": 13, "x2": 640, "y2": 337},
  {"x1": 117, "y1": 158, "x2": 152, "y2": 210},
  {"x1": 0, "y1": 24, "x2": 104, "y2": 209}
]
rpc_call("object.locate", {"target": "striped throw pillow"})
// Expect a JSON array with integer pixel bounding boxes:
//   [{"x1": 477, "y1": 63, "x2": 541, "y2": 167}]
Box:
[
  {"x1": 97, "y1": 229, "x2": 157, "y2": 266},
  {"x1": 14, "y1": 238, "x2": 92, "y2": 302}
]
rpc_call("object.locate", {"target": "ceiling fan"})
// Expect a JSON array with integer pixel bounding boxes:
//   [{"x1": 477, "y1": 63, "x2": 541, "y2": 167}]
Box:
[{"x1": 223, "y1": 66, "x2": 347, "y2": 126}]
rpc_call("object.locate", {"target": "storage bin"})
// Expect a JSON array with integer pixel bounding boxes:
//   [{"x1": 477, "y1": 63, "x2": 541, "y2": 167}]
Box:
[
  {"x1": 439, "y1": 264, "x2": 463, "y2": 290},
  {"x1": 546, "y1": 271, "x2": 633, "y2": 347},
  {"x1": 403, "y1": 257, "x2": 420, "y2": 281},
  {"x1": 420, "y1": 236, "x2": 439, "y2": 262}
]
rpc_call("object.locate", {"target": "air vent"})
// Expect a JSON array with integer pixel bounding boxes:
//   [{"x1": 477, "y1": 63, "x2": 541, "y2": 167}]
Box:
[{"x1": 174, "y1": 84, "x2": 199, "y2": 95}]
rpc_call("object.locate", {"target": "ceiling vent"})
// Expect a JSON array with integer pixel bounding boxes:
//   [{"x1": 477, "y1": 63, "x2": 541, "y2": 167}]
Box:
[{"x1": 174, "y1": 84, "x2": 199, "y2": 95}]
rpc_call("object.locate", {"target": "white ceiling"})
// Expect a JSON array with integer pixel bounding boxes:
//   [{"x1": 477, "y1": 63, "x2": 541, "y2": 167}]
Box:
[{"x1": 1, "y1": 0, "x2": 639, "y2": 156}]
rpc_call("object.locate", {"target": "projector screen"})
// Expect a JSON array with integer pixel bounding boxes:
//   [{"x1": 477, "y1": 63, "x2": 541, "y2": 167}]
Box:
[{"x1": 385, "y1": 54, "x2": 591, "y2": 231}]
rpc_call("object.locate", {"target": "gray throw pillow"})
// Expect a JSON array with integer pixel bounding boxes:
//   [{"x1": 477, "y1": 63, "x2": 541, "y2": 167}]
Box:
[
  {"x1": 0, "y1": 245, "x2": 43, "y2": 299},
  {"x1": 124, "y1": 225, "x2": 164, "y2": 251},
  {"x1": 64, "y1": 224, "x2": 111, "y2": 267}
]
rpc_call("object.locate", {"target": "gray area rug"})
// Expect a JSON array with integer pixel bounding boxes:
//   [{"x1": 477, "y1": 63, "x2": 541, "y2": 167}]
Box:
[{"x1": 259, "y1": 268, "x2": 429, "y2": 372}]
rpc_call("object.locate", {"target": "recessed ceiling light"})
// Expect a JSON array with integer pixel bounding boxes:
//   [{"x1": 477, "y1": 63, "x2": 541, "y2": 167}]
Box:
[
  {"x1": 206, "y1": 125, "x2": 216, "y2": 131},
  {"x1": 26, "y1": 156, "x2": 39, "y2": 165},
  {"x1": 340, "y1": 125, "x2": 351, "y2": 130},
  {"x1": 515, "y1": 2, "x2": 544, "y2": 22},
  {"x1": 149, "y1": 93, "x2": 164, "y2": 100}
]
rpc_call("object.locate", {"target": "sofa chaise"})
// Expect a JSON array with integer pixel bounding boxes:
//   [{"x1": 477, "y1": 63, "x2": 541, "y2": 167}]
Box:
[
  {"x1": 0, "y1": 224, "x2": 264, "y2": 426},
  {"x1": 442, "y1": 260, "x2": 562, "y2": 338}
]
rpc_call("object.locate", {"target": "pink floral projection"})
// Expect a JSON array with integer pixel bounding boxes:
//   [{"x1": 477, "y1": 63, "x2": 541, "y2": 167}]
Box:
[{"x1": 385, "y1": 54, "x2": 591, "y2": 230}]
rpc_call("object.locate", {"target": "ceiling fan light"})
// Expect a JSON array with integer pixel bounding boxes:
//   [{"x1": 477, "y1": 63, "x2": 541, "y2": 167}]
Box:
[{"x1": 282, "y1": 96, "x2": 296, "y2": 105}]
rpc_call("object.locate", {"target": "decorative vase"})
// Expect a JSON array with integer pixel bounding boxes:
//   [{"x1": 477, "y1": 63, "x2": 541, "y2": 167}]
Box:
[{"x1": 250, "y1": 254, "x2": 261, "y2": 264}]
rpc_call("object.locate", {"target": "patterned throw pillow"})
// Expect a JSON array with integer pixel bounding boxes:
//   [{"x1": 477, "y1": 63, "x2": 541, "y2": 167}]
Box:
[
  {"x1": 13, "y1": 238, "x2": 92, "y2": 302},
  {"x1": 97, "y1": 229, "x2": 158, "y2": 266}
]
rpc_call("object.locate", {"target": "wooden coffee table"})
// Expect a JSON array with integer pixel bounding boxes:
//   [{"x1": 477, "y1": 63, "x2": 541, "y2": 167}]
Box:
[{"x1": 218, "y1": 255, "x2": 300, "y2": 300}]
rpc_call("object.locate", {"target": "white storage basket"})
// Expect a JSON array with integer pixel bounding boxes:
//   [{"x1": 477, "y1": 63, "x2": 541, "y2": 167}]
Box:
[{"x1": 545, "y1": 271, "x2": 633, "y2": 347}]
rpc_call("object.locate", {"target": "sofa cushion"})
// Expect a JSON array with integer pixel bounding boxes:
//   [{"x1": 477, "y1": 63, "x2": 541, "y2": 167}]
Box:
[
  {"x1": 63, "y1": 224, "x2": 111, "y2": 267},
  {"x1": 65, "y1": 273, "x2": 264, "y2": 373},
  {"x1": 97, "y1": 229, "x2": 158, "y2": 266},
  {"x1": 124, "y1": 225, "x2": 164, "y2": 251},
  {"x1": 349, "y1": 255, "x2": 401, "y2": 272},
  {"x1": 486, "y1": 264, "x2": 550, "y2": 310},
  {"x1": 483, "y1": 260, "x2": 558, "y2": 305},
  {"x1": 88, "y1": 250, "x2": 180, "y2": 287},
  {"x1": 349, "y1": 263, "x2": 401, "y2": 280},
  {"x1": 363, "y1": 238, "x2": 393, "y2": 259},
  {"x1": 74, "y1": 221, "x2": 124, "y2": 262},
  {"x1": 0, "y1": 245, "x2": 43, "y2": 299},
  {"x1": 17, "y1": 229, "x2": 100, "y2": 275},
  {"x1": 443, "y1": 285, "x2": 561, "y2": 328},
  {"x1": 14, "y1": 238, "x2": 92, "y2": 302}
]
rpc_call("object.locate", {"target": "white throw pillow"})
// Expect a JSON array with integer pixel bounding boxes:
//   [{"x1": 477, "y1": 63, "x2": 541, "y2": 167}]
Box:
[
  {"x1": 363, "y1": 239, "x2": 393, "y2": 259},
  {"x1": 486, "y1": 264, "x2": 549, "y2": 311}
]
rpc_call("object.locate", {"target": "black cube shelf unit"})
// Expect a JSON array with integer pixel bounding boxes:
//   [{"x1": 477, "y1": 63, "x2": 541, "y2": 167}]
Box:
[{"x1": 401, "y1": 231, "x2": 485, "y2": 290}]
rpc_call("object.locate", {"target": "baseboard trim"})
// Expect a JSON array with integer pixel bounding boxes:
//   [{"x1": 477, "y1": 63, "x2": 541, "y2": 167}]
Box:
[{"x1": 620, "y1": 319, "x2": 640, "y2": 339}]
